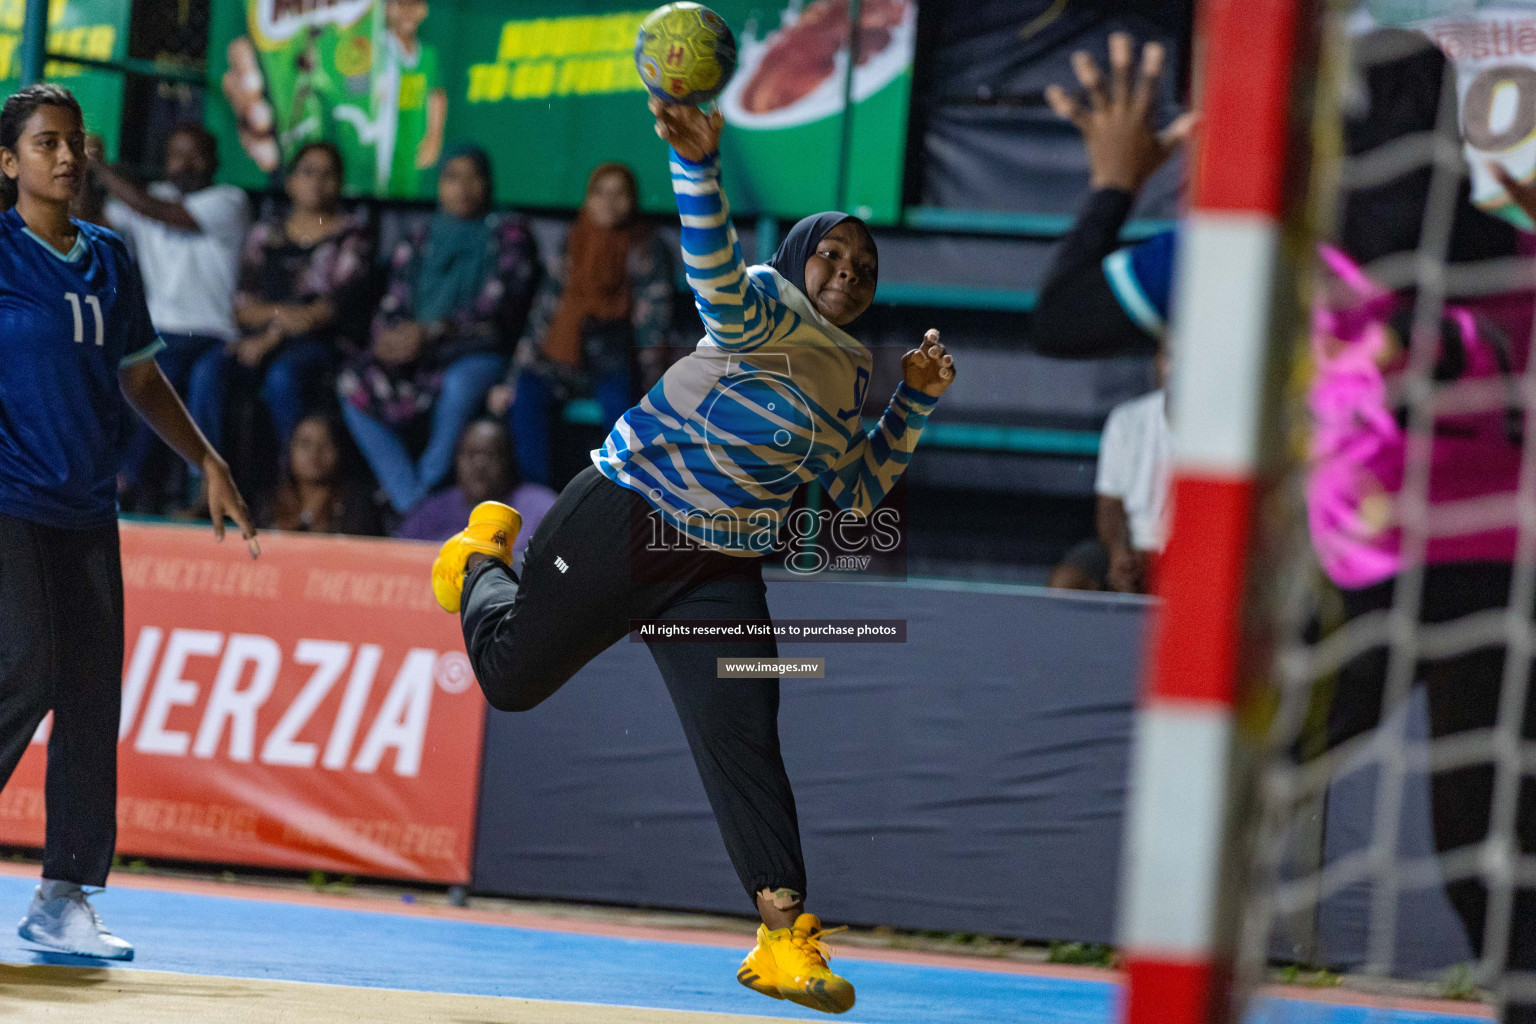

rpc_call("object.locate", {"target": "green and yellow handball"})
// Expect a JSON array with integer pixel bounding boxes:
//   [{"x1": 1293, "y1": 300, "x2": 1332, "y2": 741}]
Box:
[{"x1": 635, "y1": 2, "x2": 739, "y2": 106}]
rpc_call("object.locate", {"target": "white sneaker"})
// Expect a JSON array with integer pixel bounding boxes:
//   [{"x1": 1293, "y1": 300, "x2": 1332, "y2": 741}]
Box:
[{"x1": 17, "y1": 881, "x2": 134, "y2": 960}]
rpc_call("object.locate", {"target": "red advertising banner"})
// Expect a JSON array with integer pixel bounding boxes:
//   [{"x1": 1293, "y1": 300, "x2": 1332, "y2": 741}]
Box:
[{"x1": 0, "y1": 523, "x2": 485, "y2": 883}]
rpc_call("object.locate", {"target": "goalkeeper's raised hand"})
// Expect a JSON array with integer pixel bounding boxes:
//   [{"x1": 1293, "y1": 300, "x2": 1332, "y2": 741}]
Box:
[{"x1": 1044, "y1": 32, "x2": 1197, "y2": 196}]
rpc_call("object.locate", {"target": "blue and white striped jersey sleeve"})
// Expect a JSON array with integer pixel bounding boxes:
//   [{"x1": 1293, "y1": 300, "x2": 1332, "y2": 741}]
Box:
[
  {"x1": 670, "y1": 149, "x2": 773, "y2": 352},
  {"x1": 819, "y1": 382, "x2": 937, "y2": 515}
]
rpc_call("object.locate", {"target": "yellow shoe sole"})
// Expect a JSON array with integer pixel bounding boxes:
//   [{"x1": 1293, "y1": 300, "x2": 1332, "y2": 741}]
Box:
[
  {"x1": 786, "y1": 976, "x2": 860, "y2": 1019},
  {"x1": 737, "y1": 955, "x2": 854, "y2": 1014},
  {"x1": 430, "y1": 503, "x2": 522, "y2": 614},
  {"x1": 736, "y1": 962, "x2": 785, "y2": 1001},
  {"x1": 431, "y1": 534, "x2": 471, "y2": 613},
  {"x1": 780, "y1": 975, "x2": 855, "y2": 1015}
]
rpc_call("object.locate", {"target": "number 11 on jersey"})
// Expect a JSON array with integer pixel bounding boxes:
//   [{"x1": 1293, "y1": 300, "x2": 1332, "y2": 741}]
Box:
[{"x1": 65, "y1": 292, "x2": 103, "y2": 346}]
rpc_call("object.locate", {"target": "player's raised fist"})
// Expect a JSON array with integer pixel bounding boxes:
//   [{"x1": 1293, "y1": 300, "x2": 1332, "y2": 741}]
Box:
[
  {"x1": 903, "y1": 329, "x2": 955, "y2": 398},
  {"x1": 650, "y1": 96, "x2": 724, "y2": 164}
]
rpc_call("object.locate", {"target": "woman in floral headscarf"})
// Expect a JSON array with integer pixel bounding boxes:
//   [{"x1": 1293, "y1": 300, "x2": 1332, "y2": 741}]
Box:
[{"x1": 337, "y1": 144, "x2": 539, "y2": 514}]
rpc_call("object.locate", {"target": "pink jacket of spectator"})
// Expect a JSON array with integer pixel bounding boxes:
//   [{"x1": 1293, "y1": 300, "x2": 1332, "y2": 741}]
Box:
[{"x1": 1307, "y1": 244, "x2": 1529, "y2": 590}]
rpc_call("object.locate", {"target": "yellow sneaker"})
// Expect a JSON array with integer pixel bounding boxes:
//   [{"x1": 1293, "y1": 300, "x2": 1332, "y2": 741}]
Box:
[
  {"x1": 430, "y1": 501, "x2": 522, "y2": 613},
  {"x1": 736, "y1": 913, "x2": 854, "y2": 1014}
]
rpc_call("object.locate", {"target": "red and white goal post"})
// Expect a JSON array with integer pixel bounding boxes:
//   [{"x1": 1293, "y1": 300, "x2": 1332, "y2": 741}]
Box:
[{"x1": 1118, "y1": 0, "x2": 1327, "y2": 1021}]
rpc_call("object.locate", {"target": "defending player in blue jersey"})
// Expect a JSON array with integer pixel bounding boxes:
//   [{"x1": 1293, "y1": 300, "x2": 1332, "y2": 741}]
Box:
[
  {"x1": 0, "y1": 84, "x2": 257, "y2": 960},
  {"x1": 428, "y1": 99, "x2": 955, "y2": 1013}
]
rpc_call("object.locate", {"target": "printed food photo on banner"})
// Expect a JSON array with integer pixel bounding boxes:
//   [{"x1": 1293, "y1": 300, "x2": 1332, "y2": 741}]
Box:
[
  {"x1": 727, "y1": 0, "x2": 910, "y2": 117},
  {"x1": 718, "y1": 0, "x2": 915, "y2": 219}
]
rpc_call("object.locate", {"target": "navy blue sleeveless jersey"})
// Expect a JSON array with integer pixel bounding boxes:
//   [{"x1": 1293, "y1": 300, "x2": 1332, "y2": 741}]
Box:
[{"x1": 0, "y1": 208, "x2": 163, "y2": 528}]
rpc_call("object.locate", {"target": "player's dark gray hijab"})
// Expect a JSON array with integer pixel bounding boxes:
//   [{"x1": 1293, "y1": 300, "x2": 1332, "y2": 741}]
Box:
[
  {"x1": 1342, "y1": 29, "x2": 1518, "y2": 266},
  {"x1": 766, "y1": 212, "x2": 877, "y2": 322}
]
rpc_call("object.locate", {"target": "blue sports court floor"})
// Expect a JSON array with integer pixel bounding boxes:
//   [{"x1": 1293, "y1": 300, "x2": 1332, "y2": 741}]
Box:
[{"x1": 0, "y1": 869, "x2": 1493, "y2": 1023}]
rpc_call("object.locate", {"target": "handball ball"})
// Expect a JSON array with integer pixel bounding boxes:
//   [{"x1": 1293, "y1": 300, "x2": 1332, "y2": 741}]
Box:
[{"x1": 635, "y1": 2, "x2": 738, "y2": 106}]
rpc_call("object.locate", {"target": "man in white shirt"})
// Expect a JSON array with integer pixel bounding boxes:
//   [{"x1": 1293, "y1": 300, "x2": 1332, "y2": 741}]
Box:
[
  {"x1": 1095, "y1": 374, "x2": 1171, "y2": 594},
  {"x1": 95, "y1": 124, "x2": 249, "y2": 507}
]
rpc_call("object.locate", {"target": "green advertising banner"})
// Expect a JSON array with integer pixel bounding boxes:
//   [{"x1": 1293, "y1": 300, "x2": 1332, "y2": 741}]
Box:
[
  {"x1": 0, "y1": 0, "x2": 130, "y2": 159},
  {"x1": 208, "y1": 0, "x2": 915, "y2": 224}
]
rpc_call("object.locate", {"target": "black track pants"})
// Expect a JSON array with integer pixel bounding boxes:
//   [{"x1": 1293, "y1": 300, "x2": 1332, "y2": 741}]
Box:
[
  {"x1": 0, "y1": 513, "x2": 122, "y2": 887},
  {"x1": 1334, "y1": 563, "x2": 1536, "y2": 1022},
  {"x1": 461, "y1": 467, "x2": 806, "y2": 902}
]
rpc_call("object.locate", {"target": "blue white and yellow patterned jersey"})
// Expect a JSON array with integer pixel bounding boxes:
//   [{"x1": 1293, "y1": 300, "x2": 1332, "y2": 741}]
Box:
[{"x1": 592, "y1": 150, "x2": 937, "y2": 556}]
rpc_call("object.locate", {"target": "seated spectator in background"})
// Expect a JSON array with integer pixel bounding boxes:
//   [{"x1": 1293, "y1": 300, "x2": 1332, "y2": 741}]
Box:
[
  {"x1": 232, "y1": 142, "x2": 373, "y2": 450},
  {"x1": 486, "y1": 162, "x2": 673, "y2": 487},
  {"x1": 338, "y1": 145, "x2": 540, "y2": 514},
  {"x1": 395, "y1": 418, "x2": 556, "y2": 565},
  {"x1": 260, "y1": 413, "x2": 381, "y2": 536},
  {"x1": 1049, "y1": 538, "x2": 1110, "y2": 591},
  {"x1": 97, "y1": 123, "x2": 249, "y2": 509},
  {"x1": 1095, "y1": 358, "x2": 1170, "y2": 594}
]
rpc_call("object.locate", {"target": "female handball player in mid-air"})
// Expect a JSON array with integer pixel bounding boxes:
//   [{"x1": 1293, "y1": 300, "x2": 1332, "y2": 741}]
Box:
[
  {"x1": 431, "y1": 98, "x2": 954, "y2": 1012},
  {"x1": 0, "y1": 84, "x2": 258, "y2": 960}
]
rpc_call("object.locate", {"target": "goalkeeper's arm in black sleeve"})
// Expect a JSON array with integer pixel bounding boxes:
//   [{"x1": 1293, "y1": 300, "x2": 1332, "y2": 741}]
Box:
[{"x1": 1029, "y1": 188, "x2": 1160, "y2": 360}]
